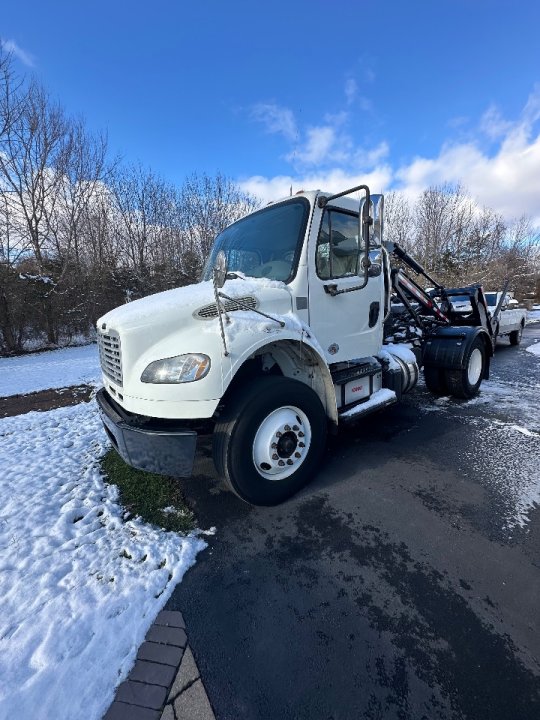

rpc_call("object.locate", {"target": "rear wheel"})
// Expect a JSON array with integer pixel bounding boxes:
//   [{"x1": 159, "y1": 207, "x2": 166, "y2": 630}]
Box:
[
  {"x1": 445, "y1": 337, "x2": 486, "y2": 399},
  {"x1": 424, "y1": 366, "x2": 448, "y2": 396},
  {"x1": 213, "y1": 376, "x2": 327, "y2": 505},
  {"x1": 509, "y1": 324, "x2": 523, "y2": 346}
]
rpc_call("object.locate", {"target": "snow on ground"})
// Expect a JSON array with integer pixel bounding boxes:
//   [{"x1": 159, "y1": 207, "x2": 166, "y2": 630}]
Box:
[
  {"x1": 0, "y1": 345, "x2": 101, "y2": 397},
  {"x1": 527, "y1": 305, "x2": 540, "y2": 324},
  {"x1": 0, "y1": 402, "x2": 207, "y2": 720},
  {"x1": 526, "y1": 341, "x2": 540, "y2": 356},
  {"x1": 416, "y1": 371, "x2": 540, "y2": 532}
]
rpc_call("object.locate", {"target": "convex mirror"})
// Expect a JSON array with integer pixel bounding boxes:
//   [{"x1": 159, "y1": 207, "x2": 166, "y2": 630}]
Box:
[{"x1": 213, "y1": 250, "x2": 228, "y2": 288}]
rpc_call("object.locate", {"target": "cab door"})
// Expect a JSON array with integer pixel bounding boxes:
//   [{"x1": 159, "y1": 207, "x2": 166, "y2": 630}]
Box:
[{"x1": 307, "y1": 204, "x2": 384, "y2": 364}]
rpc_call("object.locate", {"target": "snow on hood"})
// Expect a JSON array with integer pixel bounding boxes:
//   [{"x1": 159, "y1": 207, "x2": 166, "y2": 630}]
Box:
[{"x1": 99, "y1": 277, "x2": 290, "y2": 331}]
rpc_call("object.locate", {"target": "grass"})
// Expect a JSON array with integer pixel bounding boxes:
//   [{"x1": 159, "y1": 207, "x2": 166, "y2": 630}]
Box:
[{"x1": 100, "y1": 449, "x2": 196, "y2": 533}]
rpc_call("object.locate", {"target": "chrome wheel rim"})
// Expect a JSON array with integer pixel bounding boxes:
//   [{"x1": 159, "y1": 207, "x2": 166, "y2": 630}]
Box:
[{"x1": 252, "y1": 405, "x2": 312, "y2": 480}]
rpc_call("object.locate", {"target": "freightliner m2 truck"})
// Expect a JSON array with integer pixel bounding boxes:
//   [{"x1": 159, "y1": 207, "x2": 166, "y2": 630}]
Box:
[{"x1": 96, "y1": 185, "x2": 498, "y2": 505}]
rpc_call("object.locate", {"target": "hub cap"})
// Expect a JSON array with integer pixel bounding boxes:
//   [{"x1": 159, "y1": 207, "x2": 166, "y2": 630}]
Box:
[
  {"x1": 252, "y1": 406, "x2": 312, "y2": 480},
  {"x1": 467, "y1": 348, "x2": 483, "y2": 385}
]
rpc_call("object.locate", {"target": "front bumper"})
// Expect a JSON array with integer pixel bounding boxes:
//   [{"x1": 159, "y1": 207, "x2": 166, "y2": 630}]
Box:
[{"x1": 96, "y1": 388, "x2": 197, "y2": 477}]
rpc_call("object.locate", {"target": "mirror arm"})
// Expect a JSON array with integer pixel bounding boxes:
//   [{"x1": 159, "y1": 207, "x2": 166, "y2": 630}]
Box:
[{"x1": 218, "y1": 292, "x2": 286, "y2": 327}]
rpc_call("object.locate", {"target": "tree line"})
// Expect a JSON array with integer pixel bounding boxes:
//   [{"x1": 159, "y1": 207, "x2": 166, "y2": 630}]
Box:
[
  {"x1": 0, "y1": 51, "x2": 257, "y2": 354},
  {"x1": 1, "y1": 50, "x2": 538, "y2": 356},
  {"x1": 385, "y1": 185, "x2": 539, "y2": 298}
]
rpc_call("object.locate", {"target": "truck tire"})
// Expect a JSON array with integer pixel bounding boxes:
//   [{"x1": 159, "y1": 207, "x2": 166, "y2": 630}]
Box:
[
  {"x1": 424, "y1": 366, "x2": 448, "y2": 396},
  {"x1": 444, "y1": 337, "x2": 485, "y2": 399},
  {"x1": 509, "y1": 324, "x2": 523, "y2": 346},
  {"x1": 213, "y1": 376, "x2": 327, "y2": 505}
]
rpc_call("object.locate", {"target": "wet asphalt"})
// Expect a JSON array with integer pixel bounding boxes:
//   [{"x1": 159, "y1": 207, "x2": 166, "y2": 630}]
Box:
[{"x1": 167, "y1": 321, "x2": 540, "y2": 720}]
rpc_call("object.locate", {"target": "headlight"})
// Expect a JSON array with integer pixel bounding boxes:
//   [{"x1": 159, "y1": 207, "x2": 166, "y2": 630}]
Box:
[{"x1": 141, "y1": 354, "x2": 211, "y2": 384}]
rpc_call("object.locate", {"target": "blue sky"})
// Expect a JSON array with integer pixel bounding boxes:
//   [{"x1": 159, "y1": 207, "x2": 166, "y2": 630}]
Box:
[{"x1": 2, "y1": 1, "x2": 540, "y2": 222}]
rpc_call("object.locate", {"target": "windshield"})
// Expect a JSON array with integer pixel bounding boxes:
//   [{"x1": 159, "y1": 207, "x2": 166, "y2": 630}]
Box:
[
  {"x1": 450, "y1": 295, "x2": 471, "y2": 305},
  {"x1": 485, "y1": 292, "x2": 498, "y2": 306},
  {"x1": 202, "y1": 198, "x2": 310, "y2": 283}
]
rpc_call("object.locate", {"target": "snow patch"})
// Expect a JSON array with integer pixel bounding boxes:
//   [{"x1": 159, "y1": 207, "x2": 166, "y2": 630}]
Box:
[
  {"x1": 0, "y1": 344, "x2": 101, "y2": 397},
  {"x1": 340, "y1": 388, "x2": 397, "y2": 418},
  {"x1": 527, "y1": 307, "x2": 540, "y2": 324},
  {"x1": 378, "y1": 343, "x2": 416, "y2": 370},
  {"x1": 526, "y1": 342, "x2": 540, "y2": 357},
  {"x1": 0, "y1": 402, "x2": 206, "y2": 719}
]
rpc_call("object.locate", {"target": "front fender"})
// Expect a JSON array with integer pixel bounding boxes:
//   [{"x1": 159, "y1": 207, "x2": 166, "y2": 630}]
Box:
[{"x1": 223, "y1": 321, "x2": 338, "y2": 424}]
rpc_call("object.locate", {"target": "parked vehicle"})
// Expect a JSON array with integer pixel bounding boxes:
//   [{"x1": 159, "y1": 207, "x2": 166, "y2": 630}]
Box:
[
  {"x1": 96, "y1": 184, "x2": 499, "y2": 505},
  {"x1": 484, "y1": 292, "x2": 527, "y2": 345}
]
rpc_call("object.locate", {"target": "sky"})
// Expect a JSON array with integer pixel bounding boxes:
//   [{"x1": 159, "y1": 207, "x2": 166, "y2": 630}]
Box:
[{"x1": 2, "y1": 0, "x2": 540, "y2": 224}]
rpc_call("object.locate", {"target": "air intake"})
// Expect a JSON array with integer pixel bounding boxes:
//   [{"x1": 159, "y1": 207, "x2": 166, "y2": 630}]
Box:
[{"x1": 195, "y1": 296, "x2": 258, "y2": 319}]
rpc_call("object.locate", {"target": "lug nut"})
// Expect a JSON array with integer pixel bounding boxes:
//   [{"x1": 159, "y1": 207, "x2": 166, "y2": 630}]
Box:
[
  {"x1": 286, "y1": 459, "x2": 293, "y2": 465},
  {"x1": 293, "y1": 425, "x2": 299, "y2": 431},
  {"x1": 278, "y1": 460, "x2": 285, "y2": 467},
  {"x1": 271, "y1": 443, "x2": 277, "y2": 449},
  {"x1": 294, "y1": 452, "x2": 301, "y2": 458},
  {"x1": 299, "y1": 442, "x2": 305, "y2": 448},
  {"x1": 272, "y1": 453, "x2": 278, "y2": 460},
  {"x1": 298, "y1": 432, "x2": 304, "y2": 438},
  {"x1": 276, "y1": 431, "x2": 282, "y2": 437},
  {"x1": 284, "y1": 425, "x2": 291, "y2": 431}
]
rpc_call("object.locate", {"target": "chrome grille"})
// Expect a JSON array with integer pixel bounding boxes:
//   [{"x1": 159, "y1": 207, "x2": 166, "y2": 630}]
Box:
[
  {"x1": 195, "y1": 296, "x2": 258, "y2": 319},
  {"x1": 98, "y1": 330, "x2": 123, "y2": 386}
]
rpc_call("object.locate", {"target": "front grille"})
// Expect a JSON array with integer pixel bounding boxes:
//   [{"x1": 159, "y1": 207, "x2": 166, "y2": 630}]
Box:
[
  {"x1": 195, "y1": 296, "x2": 258, "y2": 319},
  {"x1": 98, "y1": 330, "x2": 123, "y2": 387}
]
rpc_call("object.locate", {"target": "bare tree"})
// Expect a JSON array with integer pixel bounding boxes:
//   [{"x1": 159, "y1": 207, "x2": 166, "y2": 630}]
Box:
[
  {"x1": 384, "y1": 191, "x2": 412, "y2": 249},
  {"x1": 179, "y1": 172, "x2": 258, "y2": 272}
]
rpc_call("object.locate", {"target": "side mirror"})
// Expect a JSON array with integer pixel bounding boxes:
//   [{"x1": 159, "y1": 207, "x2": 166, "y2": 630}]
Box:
[
  {"x1": 358, "y1": 196, "x2": 373, "y2": 278},
  {"x1": 361, "y1": 254, "x2": 382, "y2": 277},
  {"x1": 371, "y1": 195, "x2": 384, "y2": 246},
  {"x1": 213, "y1": 250, "x2": 228, "y2": 288}
]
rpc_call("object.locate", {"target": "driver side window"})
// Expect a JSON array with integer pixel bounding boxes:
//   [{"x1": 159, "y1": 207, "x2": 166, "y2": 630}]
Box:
[{"x1": 316, "y1": 210, "x2": 360, "y2": 280}]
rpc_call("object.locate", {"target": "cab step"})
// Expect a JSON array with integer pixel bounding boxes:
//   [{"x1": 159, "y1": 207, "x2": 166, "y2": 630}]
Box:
[{"x1": 338, "y1": 388, "x2": 397, "y2": 423}]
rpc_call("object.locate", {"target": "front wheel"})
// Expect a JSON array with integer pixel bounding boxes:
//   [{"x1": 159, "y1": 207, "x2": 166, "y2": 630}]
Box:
[
  {"x1": 445, "y1": 337, "x2": 486, "y2": 399},
  {"x1": 213, "y1": 376, "x2": 327, "y2": 505}
]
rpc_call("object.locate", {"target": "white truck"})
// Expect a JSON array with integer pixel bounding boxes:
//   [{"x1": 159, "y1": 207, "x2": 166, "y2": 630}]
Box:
[
  {"x1": 96, "y1": 185, "x2": 498, "y2": 505},
  {"x1": 484, "y1": 292, "x2": 527, "y2": 345}
]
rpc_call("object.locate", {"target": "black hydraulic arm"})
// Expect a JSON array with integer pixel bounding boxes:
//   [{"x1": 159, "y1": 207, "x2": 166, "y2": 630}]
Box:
[
  {"x1": 392, "y1": 269, "x2": 450, "y2": 325},
  {"x1": 491, "y1": 279, "x2": 510, "y2": 326},
  {"x1": 384, "y1": 241, "x2": 450, "y2": 324}
]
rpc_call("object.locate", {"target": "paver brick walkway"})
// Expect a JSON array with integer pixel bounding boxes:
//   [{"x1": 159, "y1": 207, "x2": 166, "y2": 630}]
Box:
[{"x1": 104, "y1": 611, "x2": 215, "y2": 720}]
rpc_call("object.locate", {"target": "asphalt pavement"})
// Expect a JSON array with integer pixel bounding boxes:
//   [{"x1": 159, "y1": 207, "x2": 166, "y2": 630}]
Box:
[{"x1": 167, "y1": 322, "x2": 540, "y2": 720}]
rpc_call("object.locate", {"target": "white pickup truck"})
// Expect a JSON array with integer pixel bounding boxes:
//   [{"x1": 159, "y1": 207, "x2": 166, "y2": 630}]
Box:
[{"x1": 484, "y1": 292, "x2": 527, "y2": 345}]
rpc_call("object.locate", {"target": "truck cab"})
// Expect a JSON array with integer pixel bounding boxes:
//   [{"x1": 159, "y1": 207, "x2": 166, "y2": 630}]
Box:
[{"x1": 96, "y1": 185, "x2": 490, "y2": 505}]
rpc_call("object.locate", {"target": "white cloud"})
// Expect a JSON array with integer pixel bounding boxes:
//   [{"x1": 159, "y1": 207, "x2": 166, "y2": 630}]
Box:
[
  {"x1": 480, "y1": 105, "x2": 513, "y2": 140},
  {"x1": 251, "y1": 103, "x2": 297, "y2": 141},
  {"x1": 1, "y1": 38, "x2": 34, "y2": 67},
  {"x1": 239, "y1": 166, "x2": 392, "y2": 205},
  {"x1": 243, "y1": 87, "x2": 540, "y2": 227},
  {"x1": 364, "y1": 67, "x2": 376, "y2": 83},
  {"x1": 396, "y1": 87, "x2": 540, "y2": 225},
  {"x1": 345, "y1": 78, "x2": 357, "y2": 105},
  {"x1": 288, "y1": 125, "x2": 342, "y2": 165}
]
